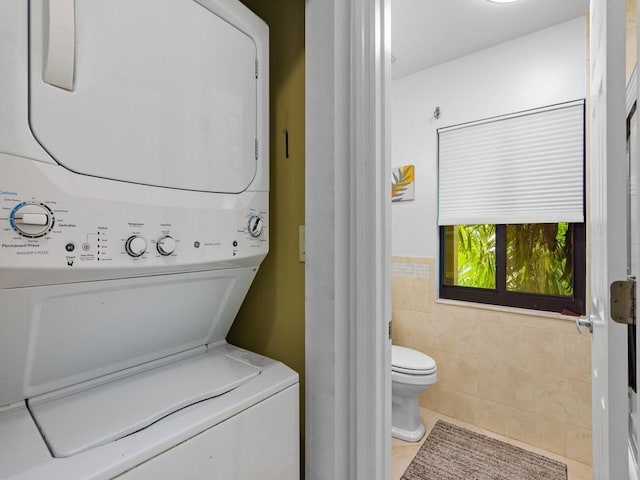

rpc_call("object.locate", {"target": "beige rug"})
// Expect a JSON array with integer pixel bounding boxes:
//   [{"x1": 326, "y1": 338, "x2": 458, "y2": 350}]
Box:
[{"x1": 401, "y1": 420, "x2": 567, "y2": 480}]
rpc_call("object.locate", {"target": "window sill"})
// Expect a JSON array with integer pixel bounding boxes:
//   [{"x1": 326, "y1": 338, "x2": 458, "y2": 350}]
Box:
[{"x1": 435, "y1": 297, "x2": 580, "y2": 322}]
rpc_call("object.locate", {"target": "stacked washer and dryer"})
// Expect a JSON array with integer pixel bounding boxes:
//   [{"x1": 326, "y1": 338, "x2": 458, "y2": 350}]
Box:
[{"x1": 0, "y1": 0, "x2": 299, "y2": 478}]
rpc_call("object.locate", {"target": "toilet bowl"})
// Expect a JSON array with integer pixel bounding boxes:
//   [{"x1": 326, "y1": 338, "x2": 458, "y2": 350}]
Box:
[{"x1": 391, "y1": 345, "x2": 437, "y2": 442}]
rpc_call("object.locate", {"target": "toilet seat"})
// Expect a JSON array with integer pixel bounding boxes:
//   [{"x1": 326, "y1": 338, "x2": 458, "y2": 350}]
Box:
[
  {"x1": 391, "y1": 369, "x2": 437, "y2": 386},
  {"x1": 392, "y1": 365, "x2": 437, "y2": 375},
  {"x1": 392, "y1": 346, "x2": 437, "y2": 376}
]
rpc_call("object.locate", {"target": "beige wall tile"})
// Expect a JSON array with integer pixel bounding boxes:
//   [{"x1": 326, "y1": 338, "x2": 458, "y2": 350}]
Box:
[
  {"x1": 392, "y1": 256, "x2": 592, "y2": 456},
  {"x1": 449, "y1": 391, "x2": 477, "y2": 425},
  {"x1": 427, "y1": 258, "x2": 436, "y2": 297},
  {"x1": 475, "y1": 309, "x2": 512, "y2": 325},
  {"x1": 416, "y1": 311, "x2": 454, "y2": 352},
  {"x1": 501, "y1": 324, "x2": 529, "y2": 371},
  {"x1": 503, "y1": 367, "x2": 535, "y2": 411},
  {"x1": 533, "y1": 317, "x2": 580, "y2": 335},
  {"x1": 535, "y1": 415, "x2": 567, "y2": 456},
  {"x1": 504, "y1": 407, "x2": 539, "y2": 448},
  {"x1": 476, "y1": 321, "x2": 505, "y2": 363},
  {"x1": 477, "y1": 360, "x2": 509, "y2": 403},
  {"x1": 392, "y1": 275, "x2": 433, "y2": 313},
  {"x1": 524, "y1": 327, "x2": 564, "y2": 375},
  {"x1": 435, "y1": 392, "x2": 506, "y2": 436},
  {"x1": 450, "y1": 354, "x2": 479, "y2": 396},
  {"x1": 531, "y1": 373, "x2": 591, "y2": 428},
  {"x1": 475, "y1": 399, "x2": 505, "y2": 435},
  {"x1": 392, "y1": 308, "x2": 416, "y2": 347},
  {"x1": 477, "y1": 361, "x2": 534, "y2": 411},
  {"x1": 428, "y1": 349, "x2": 478, "y2": 396},
  {"x1": 425, "y1": 350, "x2": 455, "y2": 392},
  {"x1": 493, "y1": 367, "x2": 534, "y2": 411},
  {"x1": 406, "y1": 307, "x2": 479, "y2": 356},
  {"x1": 420, "y1": 383, "x2": 455, "y2": 418},
  {"x1": 530, "y1": 374, "x2": 568, "y2": 423},
  {"x1": 565, "y1": 423, "x2": 593, "y2": 465},
  {"x1": 475, "y1": 306, "x2": 578, "y2": 335},
  {"x1": 434, "y1": 308, "x2": 479, "y2": 356},
  {"x1": 564, "y1": 378, "x2": 592, "y2": 429},
  {"x1": 392, "y1": 309, "x2": 430, "y2": 350},
  {"x1": 559, "y1": 333, "x2": 592, "y2": 383},
  {"x1": 504, "y1": 408, "x2": 566, "y2": 456}
]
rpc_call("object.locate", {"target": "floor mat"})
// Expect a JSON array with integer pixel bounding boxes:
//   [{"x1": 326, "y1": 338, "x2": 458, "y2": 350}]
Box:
[{"x1": 401, "y1": 420, "x2": 567, "y2": 480}]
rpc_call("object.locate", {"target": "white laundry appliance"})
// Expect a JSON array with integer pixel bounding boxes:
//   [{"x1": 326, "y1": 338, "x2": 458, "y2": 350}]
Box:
[{"x1": 0, "y1": 1, "x2": 299, "y2": 479}]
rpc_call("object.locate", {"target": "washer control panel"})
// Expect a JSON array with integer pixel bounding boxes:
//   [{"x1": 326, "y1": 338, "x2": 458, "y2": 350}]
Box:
[
  {"x1": 9, "y1": 202, "x2": 55, "y2": 238},
  {"x1": 156, "y1": 235, "x2": 176, "y2": 256},
  {"x1": 0, "y1": 155, "x2": 268, "y2": 287},
  {"x1": 247, "y1": 215, "x2": 264, "y2": 238},
  {"x1": 125, "y1": 235, "x2": 147, "y2": 257}
]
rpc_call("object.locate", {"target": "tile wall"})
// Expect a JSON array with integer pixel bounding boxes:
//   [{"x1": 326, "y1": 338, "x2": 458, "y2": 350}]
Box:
[{"x1": 392, "y1": 256, "x2": 592, "y2": 465}]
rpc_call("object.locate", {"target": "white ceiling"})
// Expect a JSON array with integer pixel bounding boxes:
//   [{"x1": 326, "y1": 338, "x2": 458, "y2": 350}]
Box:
[{"x1": 391, "y1": 0, "x2": 589, "y2": 79}]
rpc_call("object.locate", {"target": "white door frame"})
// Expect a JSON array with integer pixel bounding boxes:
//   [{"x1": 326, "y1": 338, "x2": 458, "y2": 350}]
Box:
[
  {"x1": 589, "y1": 0, "x2": 629, "y2": 478},
  {"x1": 305, "y1": 0, "x2": 391, "y2": 478},
  {"x1": 626, "y1": 65, "x2": 639, "y2": 480}
]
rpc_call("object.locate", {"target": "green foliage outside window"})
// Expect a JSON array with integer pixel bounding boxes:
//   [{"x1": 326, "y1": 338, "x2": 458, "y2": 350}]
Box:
[
  {"x1": 449, "y1": 223, "x2": 573, "y2": 297},
  {"x1": 505, "y1": 223, "x2": 573, "y2": 296},
  {"x1": 455, "y1": 224, "x2": 496, "y2": 289}
]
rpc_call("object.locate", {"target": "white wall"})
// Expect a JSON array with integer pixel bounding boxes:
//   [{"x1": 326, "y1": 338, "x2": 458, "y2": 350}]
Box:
[{"x1": 391, "y1": 17, "x2": 587, "y2": 257}]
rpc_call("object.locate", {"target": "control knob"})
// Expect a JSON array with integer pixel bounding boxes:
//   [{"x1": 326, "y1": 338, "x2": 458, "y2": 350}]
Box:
[
  {"x1": 10, "y1": 202, "x2": 54, "y2": 238},
  {"x1": 247, "y1": 215, "x2": 264, "y2": 238},
  {"x1": 125, "y1": 235, "x2": 147, "y2": 257},
  {"x1": 157, "y1": 235, "x2": 176, "y2": 256}
]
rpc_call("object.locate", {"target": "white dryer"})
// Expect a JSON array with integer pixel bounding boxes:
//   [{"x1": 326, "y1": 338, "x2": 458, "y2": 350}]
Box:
[{"x1": 0, "y1": 0, "x2": 299, "y2": 478}]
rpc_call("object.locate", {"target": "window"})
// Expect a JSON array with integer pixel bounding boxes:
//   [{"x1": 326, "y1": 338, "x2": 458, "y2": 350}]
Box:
[
  {"x1": 440, "y1": 223, "x2": 586, "y2": 314},
  {"x1": 437, "y1": 101, "x2": 586, "y2": 315}
]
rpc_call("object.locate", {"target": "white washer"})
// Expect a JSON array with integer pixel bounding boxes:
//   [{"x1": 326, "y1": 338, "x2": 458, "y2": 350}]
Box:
[{"x1": 0, "y1": 1, "x2": 299, "y2": 478}]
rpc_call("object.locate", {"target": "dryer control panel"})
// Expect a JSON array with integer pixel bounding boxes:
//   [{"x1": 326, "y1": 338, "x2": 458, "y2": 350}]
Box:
[{"x1": 0, "y1": 154, "x2": 268, "y2": 288}]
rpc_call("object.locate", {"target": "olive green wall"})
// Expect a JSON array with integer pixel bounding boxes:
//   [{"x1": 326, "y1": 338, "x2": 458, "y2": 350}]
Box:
[{"x1": 228, "y1": 0, "x2": 305, "y2": 438}]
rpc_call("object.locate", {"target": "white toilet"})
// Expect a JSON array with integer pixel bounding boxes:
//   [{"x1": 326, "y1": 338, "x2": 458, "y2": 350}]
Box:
[{"x1": 391, "y1": 345, "x2": 438, "y2": 442}]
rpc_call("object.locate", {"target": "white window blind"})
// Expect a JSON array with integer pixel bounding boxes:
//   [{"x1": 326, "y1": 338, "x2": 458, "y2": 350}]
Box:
[{"x1": 437, "y1": 100, "x2": 585, "y2": 226}]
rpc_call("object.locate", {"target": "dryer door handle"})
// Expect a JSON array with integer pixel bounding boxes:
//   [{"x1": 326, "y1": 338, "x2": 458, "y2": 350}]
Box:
[{"x1": 43, "y1": 0, "x2": 75, "y2": 91}]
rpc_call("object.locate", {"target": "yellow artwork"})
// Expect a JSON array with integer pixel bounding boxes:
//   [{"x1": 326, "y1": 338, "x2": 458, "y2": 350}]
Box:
[{"x1": 391, "y1": 164, "x2": 415, "y2": 202}]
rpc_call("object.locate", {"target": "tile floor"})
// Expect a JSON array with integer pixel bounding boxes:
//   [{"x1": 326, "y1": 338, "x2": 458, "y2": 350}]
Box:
[{"x1": 392, "y1": 407, "x2": 593, "y2": 480}]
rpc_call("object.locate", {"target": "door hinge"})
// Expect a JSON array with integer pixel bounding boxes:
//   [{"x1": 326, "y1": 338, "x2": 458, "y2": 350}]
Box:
[
  {"x1": 610, "y1": 278, "x2": 636, "y2": 325},
  {"x1": 255, "y1": 139, "x2": 259, "y2": 160},
  {"x1": 255, "y1": 58, "x2": 259, "y2": 78},
  {"x1": 388, "y1": 321, "x2": 392, "y2": 340}
]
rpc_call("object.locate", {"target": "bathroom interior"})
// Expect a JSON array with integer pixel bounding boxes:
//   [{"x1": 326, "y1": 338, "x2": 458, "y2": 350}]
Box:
[{"x1": 388, "y1": 0, "x2": 637, "y2": 479}]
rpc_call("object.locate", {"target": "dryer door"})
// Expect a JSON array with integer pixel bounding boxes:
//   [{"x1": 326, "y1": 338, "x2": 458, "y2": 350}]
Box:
[{"x1": 29, "y1": 0, "x2": 257, "y2": 193}]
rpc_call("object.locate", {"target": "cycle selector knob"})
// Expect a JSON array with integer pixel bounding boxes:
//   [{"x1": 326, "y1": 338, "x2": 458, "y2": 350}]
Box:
[
  {"x1": 10, "y1": 202, "x2": 54, "y2": 238},
  {"x1": 157, "y1": 235, "x2": 176, "y2": 256},
  {"x1": 125, "y1": 235, "x2": 147, "y2": 257},
  {"x1": 247, "y1": 215, "x2": 264, "y2": 238}
]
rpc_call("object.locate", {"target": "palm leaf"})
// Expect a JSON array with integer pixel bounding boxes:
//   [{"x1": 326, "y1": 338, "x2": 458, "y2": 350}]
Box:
[{"x1": 391, "y1": 165, "x2": 414, "y2": 199}]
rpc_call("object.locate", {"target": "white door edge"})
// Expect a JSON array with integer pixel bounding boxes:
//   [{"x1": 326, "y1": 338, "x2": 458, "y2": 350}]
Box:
[
  {"x1": 630, "y1": 445, "x2": 639, "y2": 480},
  {"x1": 589, "y1": 0, "x2": 629, "y2": 478},
  {"x1": 305, "y1": 0, "x2": 391, "y2": 478}
]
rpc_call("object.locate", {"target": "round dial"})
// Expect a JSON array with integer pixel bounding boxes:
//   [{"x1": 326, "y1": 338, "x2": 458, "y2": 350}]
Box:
[
  {"x1": 125, "y1": 235, "x2": 147, "y2": 257},
  {"x1": 247, "y1": 215, "x2": 264, "y2": 238},
  {"x1": 10, "y1": 202, "x2": 54, "y2": 238},
  {"x1": 157, "y1": 235, "x2": 176, "y2": 256}
]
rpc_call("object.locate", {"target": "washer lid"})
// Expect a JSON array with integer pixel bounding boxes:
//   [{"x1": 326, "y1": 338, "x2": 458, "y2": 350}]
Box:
[
  {"x1": 28, "y1": 350, "x2": 260, "y2": 458},
  {"x1": 29, "y1": 0, "x2": 258, "y2": 193},
  {"x1": 392, "y1": 346, "x2": 436, "y2": 374}
]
